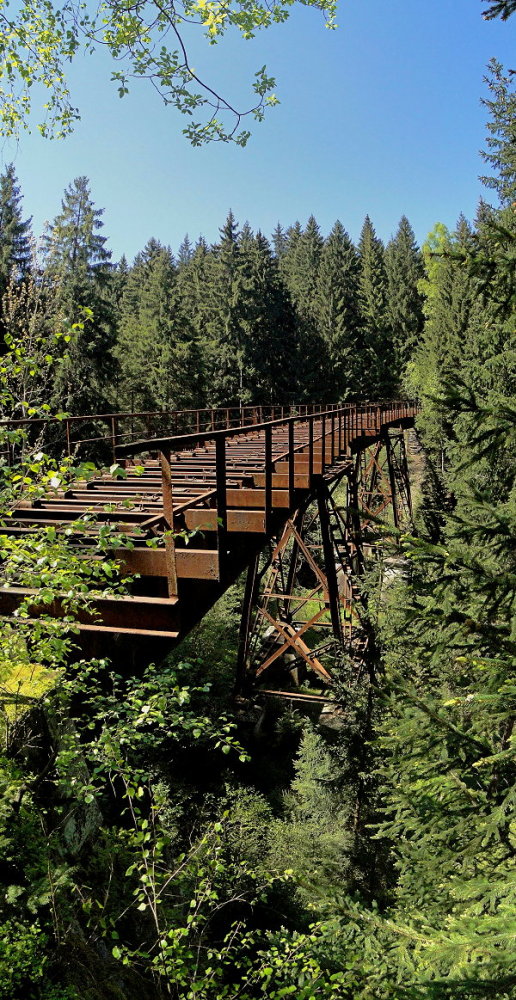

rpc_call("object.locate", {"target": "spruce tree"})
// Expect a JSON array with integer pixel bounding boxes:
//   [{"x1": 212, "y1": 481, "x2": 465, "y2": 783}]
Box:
[
  {"x1": 271, "y1": 222, "x2": 288, "y2": 260},
  {"x1": 110, "y1": 255, "x2": 129, "y2": 311},
  {"x1": 480, "y1": 58, "x2": 516, "y2": 206},
  {"x1": 412, "y1": 217, "x2": 485, "y2": 463},
  {"x1": 268, "y1": 727, "x2": 352, "y2": 905},
  {"x1": 204, "y1": 210, "x2": 250, "y2": 406},
  {"x1": 358, "y1": 215, "x2": 395, "y2": 396},
  {"x1": 314, "y1": 220, "x2": 363, "y2": 400},
  {"x1": 175, "y1": 235, "x2": 212, "y2": 392},
  {"x1": 384, "y1": 215, "x2": 425, "y2": 369},
  {"x1": 0, "y1": 164, "x2": 32, "y2": 307},
  {"x1": 116, "y1": 243, "x2": 201, "y2": 412},
  {"x1": 177, "y1": 233, "x2": 193, "y2": 266},
  {"x1": 280, "y1": 216, "x2": 326, "y2": 400},
  {"x1": 43, "y1": 176, "x2": 116, "y2": 413},
  {"x1": 239, "y1": 230, "x2": 300, "y2": 403}
]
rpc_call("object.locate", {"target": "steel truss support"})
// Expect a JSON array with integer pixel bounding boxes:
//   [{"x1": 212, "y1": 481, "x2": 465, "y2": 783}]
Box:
[
  {"x1": 236, "y1": 428, "x2": 414, "y2": 698},
  {"x1": 356, "y1": 429, "x2": 413, "y2": 538}
]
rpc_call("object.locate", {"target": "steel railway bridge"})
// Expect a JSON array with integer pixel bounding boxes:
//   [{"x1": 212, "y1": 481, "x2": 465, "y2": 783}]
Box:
[{"x1": 0, "y1": 401, "x2": 418, "y2": 697}]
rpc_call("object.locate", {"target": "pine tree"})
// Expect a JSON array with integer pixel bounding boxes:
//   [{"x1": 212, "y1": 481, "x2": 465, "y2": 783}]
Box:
[
  {"x1": 0, "y1": 164, "x2": 32, "y2": 307},
  {"x1": 204, "y1": 210, "x2": 250, "y2": 406},
  {"x1": 177, "y1": 233, "x2": 193, "y2": 266},
  {"x1": 239, "y1": 231, "x2": 300, "y2": 403},
  {"x1": 384, "y1": 215, "x2": 425, "y2": 369},
  {"x1": 43, "y1": 176, "x2": 116, "y2": 413},
  {"x1": 358, "y1": 216, "x2": 395, "y2": 395},
  {"x1": 280, "y1": 216, "x2": 326, "y2": 400},
  {"x1": 480, "y1": 58, "x2": 516, "y2": 206},
  {"x1": 116, "y1": 243, "x2": 201, "y2": 412},
  {"x1": 314, "y1": 221, "x2": 363, "y2": 400}
]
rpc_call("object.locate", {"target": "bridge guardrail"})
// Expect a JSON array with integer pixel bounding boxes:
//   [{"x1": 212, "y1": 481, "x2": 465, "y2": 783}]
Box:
[
  {"x1": 115, "y1": 400, "x2": 419, "y2": 587},
  {"x1": 0, "y1": 402, "x2": 347, "y2": 465}
]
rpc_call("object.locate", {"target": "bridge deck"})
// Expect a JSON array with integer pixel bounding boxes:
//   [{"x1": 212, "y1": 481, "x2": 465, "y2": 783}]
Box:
[{"x1": 0, "y1": 402, "x2": 418, "y2": 657}]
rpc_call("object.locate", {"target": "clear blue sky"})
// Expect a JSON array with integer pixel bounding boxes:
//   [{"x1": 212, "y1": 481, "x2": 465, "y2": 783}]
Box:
[{"x1": 2, "y1": 0, "x2": 514, "y2": 261}]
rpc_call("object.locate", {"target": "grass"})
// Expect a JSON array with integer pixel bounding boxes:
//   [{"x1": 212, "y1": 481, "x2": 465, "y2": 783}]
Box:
[{"x1": 0, "y1": 642, "x2": 60, "y2": 743}]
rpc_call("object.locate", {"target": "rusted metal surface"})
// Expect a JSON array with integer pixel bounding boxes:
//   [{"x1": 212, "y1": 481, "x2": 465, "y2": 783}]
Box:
[
  {"x1": 0, "y1": 402, "x2": 418, "y2": 668},
  {"x1": 236, "y1": 426, "x2": 416, "y2": 697}
]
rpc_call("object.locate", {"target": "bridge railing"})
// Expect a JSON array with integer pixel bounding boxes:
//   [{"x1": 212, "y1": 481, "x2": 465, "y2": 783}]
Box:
[
  {"x1": 115, "y1": 400, "x2": 419, "y2": 586},
  {"x1": 0, "y1": 402, "x2": 346, "y2": 466}
]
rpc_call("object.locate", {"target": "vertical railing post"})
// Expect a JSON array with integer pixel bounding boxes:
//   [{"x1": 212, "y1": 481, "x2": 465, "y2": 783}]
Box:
[
  {"x1": 288, "y1": 419, "x2": 295, "y2": 509},
  {"x1": 308, "y1": 415, "x2": 314, "y2": 484},
  {"x1": 110, "y1": 416, "x2": 118, "y2": 463},
  {"x1": 331, "y1": 411, "x2": 335, "y2": 462},
  {"x1": 65, "y1": 419, "x2": 72, "y2": 458},
  {"x1": 321, "y1": 412, "x2": 326, "y2": 470},
  {"x1": 160, "y1": 448, "x2": 178, "y2": 598},
  {"x1": 215, "y1": 435, "x2": 228, "y2": 581},
  {"x1": 264, "y1": 424, "x2": 272, "y2": 535}
]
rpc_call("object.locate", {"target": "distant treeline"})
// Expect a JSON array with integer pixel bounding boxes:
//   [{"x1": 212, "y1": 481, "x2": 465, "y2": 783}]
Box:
[{"x1": 0, "y1": 167, "x2": 426, "y2": 415}]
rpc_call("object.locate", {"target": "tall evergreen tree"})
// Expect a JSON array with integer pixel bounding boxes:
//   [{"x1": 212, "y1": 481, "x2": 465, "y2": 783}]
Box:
[
  {"x1": 314, "y1": 221, "x2": 363, "y2": 400},
  {"x1": 177, "y1": 233, "x2": 194, "y2": 266},
  {"x1": 0, "y1": 164, "x2": 32, "y2": 307},
  {"x1": 204, "y1": 210, "x2": 250, "y2": 406},
  {"x1": 280, "y1": 216, "x2": 326, "y2": 399},
  {"x1": 239, "y1": 230, "x2": 300, "y2": 402},
  {"x1": 116, "y1": 242, "x2": 201, "y2": 411},
  {"x1": 480, "y1": 58, "x2": 516, "y2": 205},
  {"x1": 175, "y1": 236, "x2": 212, "y2": 392},
  {"x1": 43, "y1": 176, "x2": 116, "y2": 413},
  {"x1": 412, "y1": 217, "x2": 485, "y2": 463},
  {"x1": 271, "y1": 222, "x2": 288, "y2": 260},
  {"x1": 110, "y1": 254, "x2": 130, "y2": 311},
  {"x1": 282, "y1": 215, "x2": 323, "y2": 321},
  {"x1": 385, "y1": 215, "x2": 425, "y2": 370},
  {"x1": 358, "y1": 215, "x2": 395, "y2": 396}
]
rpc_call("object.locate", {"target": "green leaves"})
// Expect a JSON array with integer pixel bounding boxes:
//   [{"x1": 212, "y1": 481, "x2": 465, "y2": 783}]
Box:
[{"x1": 0, "y1": 0, "x2": 336, "y2": 143}]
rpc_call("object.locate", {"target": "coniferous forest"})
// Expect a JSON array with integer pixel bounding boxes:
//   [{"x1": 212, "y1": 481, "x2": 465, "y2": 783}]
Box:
[{"x1": 0, "y1": 21, "x2": 515, "y2": 1000}]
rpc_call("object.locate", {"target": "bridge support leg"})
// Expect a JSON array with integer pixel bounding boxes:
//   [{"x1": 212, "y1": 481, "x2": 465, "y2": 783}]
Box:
[
  {"x1": 384, "y1": 430, "x2": 413, "y2": 530},
  {"x1": 237, "y1": 428, "x2": 415, "y2": 698},
  {"x1": 237, "y1": 485, "x2": 359, "y2": 696},
  {"x1": 317, "y1": 482, "x2": 343, "y2": 646},
  {"x1": 235, "y1": 550, "x2": 260, "y2": 696}
]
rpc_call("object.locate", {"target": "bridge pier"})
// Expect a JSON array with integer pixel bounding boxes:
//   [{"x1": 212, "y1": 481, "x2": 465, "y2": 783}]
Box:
[{"x1": 236, "y1": 427, "x2": 414, "y2": 699}]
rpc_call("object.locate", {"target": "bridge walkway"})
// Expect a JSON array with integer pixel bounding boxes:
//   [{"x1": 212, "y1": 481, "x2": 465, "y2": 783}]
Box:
[{"x1": 0, "y1": 402, "x2": 418, "y2": 664}]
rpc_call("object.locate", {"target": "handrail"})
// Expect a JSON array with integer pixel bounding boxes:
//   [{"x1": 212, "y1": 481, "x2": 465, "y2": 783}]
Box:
[
  {"x1": 114, "y1": 400, "x2": 419, "y2": 591},
  {"x1": 0, "y1": 402, "x2": 348, "y2": 465},
  {"x1": 115, "y1": 401, "x2": 417, "y2": 458},
  {"x1": 115, "y1": 404, "x2": 355, "y2": 457}
]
